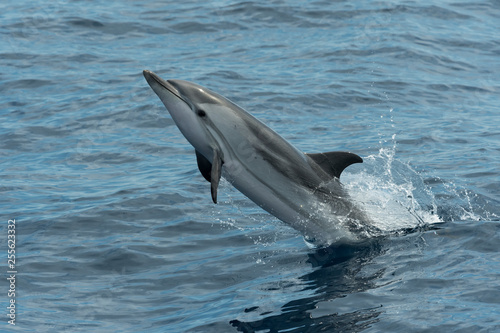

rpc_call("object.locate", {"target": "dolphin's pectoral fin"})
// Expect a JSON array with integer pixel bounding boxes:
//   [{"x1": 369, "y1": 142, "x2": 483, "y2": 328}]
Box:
[
  {"x1": 196, "y1": 150, "x2": 212, "y2": 182},
  {"x1": 306, "y1": 151, "x2": 363, "y2": 179},
  {"x1": 195, "y1": 150, "x2": 223, "y2": 203},
  {"x1": 210, "y1": 150, "x2": 223, "y2": 204}
]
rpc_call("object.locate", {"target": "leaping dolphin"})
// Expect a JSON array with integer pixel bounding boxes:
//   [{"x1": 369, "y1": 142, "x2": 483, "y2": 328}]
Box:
[{"x1": 143, "y1": 70, "x2": 378, "y2": 246}]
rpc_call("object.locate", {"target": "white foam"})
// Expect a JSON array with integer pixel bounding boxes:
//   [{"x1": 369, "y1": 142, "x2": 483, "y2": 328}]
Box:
[{"x1": 342, "y1": 148, "x2": 443, "y2": 233}]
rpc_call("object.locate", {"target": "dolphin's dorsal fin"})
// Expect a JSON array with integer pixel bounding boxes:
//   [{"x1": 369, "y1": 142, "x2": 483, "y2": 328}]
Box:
[
  {"x1": 195, "y1": 149, "x2": 223, "y2": 204},
  {"x1": 306, "y1": 151, "x2": 363, "y2": 179}
]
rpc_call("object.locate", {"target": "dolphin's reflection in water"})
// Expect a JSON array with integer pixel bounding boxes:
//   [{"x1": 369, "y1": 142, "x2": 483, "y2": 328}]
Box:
[{"x1": 231, "y1": 239, "x2": 386, "y2": 333}]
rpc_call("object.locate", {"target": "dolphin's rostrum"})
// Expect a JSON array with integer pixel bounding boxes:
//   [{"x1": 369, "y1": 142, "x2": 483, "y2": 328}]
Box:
[{"x1": 143, "y1": 70, "x2": 378, "y2": 246}]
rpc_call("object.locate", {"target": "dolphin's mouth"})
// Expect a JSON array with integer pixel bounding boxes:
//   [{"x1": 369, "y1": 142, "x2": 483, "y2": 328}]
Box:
[{"x1": 143, "y1": 70, "x2": 186, "y2": 104}]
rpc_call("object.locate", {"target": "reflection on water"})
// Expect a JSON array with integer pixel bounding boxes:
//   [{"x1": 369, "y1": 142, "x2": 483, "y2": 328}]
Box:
[{"x1": 231, "y1": 239, "x2": 385, "y2": 333}]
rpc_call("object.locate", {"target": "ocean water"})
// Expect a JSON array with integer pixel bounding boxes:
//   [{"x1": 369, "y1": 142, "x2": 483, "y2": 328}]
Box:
[{"x1": 1, "y1": 0, "x2": 500, "y2": 332}]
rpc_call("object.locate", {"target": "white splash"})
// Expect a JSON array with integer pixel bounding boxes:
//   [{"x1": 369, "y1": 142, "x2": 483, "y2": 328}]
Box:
[{"x1": 342, "y1": 148, "x2": 443, "y2": 233}]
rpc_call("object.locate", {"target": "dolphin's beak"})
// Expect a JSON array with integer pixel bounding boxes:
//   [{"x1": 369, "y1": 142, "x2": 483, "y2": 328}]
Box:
[{"x1": 143, "y1": 70, "x2": 185, "y2": 103}]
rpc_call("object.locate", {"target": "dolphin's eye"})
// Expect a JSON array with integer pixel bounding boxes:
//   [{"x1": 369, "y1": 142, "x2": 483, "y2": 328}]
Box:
[{"x1": 197, "y1": 109, "x2": 207, "y2": 118}]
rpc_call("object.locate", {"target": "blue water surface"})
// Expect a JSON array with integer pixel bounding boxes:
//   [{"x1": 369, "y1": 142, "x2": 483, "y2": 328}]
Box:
[{"x1": 1, "y1": 0, "x2": 500, "y2": 332}]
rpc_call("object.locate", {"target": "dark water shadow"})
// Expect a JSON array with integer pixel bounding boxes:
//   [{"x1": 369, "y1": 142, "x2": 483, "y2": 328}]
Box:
[{"x1": 230, "y1": 238, "x2": 387, "y2": 333}]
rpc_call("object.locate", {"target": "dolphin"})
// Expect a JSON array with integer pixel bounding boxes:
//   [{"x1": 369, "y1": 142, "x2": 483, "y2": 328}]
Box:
[{"x1": 143, "y1": 70, "x2": 378, "y2": 246}]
